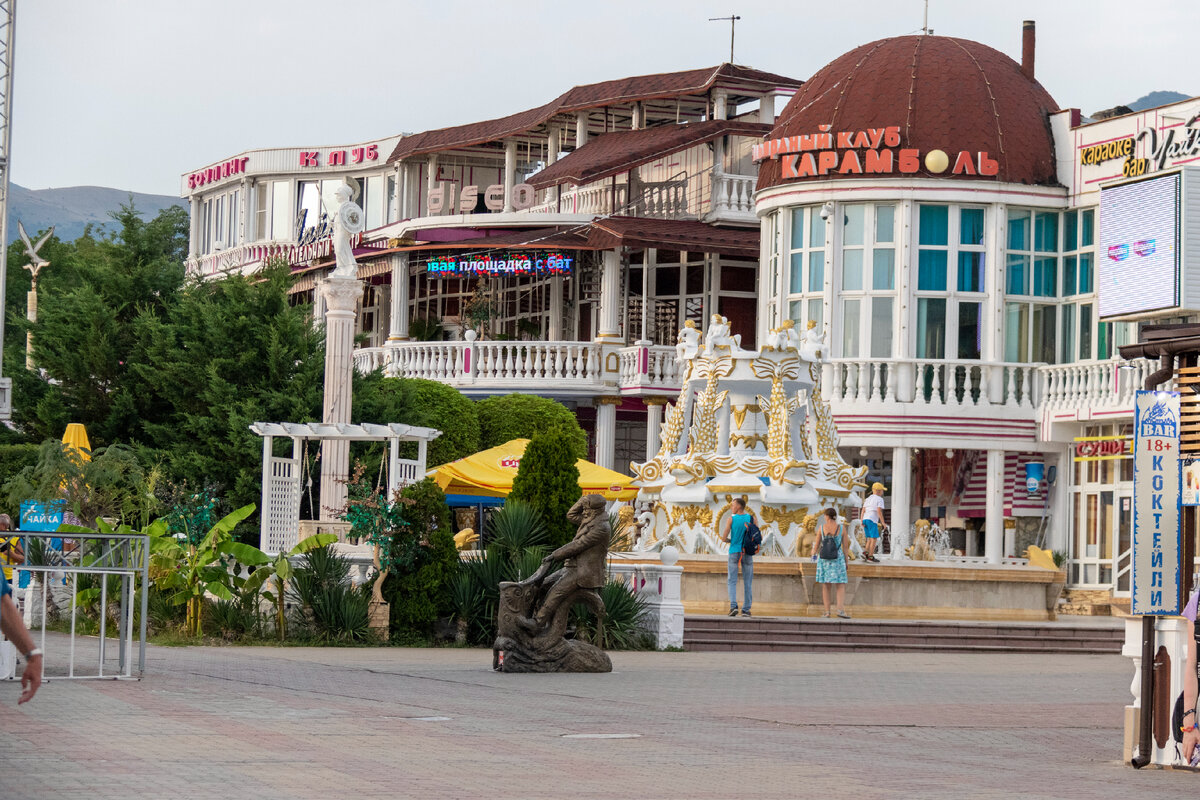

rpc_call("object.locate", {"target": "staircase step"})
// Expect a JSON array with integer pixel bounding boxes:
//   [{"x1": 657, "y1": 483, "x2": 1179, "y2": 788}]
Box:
[{"x1": 681, "y1": 615, "x2": 1125, "y2": 654}]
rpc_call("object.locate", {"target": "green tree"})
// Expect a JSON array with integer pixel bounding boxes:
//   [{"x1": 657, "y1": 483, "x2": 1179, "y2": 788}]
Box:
[
  {"x1": 126, "y1": 259, "x2": 324, "y2": 524},
  {"x1": 509, "y1": 424, "x2": 582, "y2": 548},
  {"x1": 353, "y1": 375, "x2": 480, "y2": 468},
  {"x1": 475, "y1": 393, "x2": 587, "y2": 458},
  {"x1": 16, "y1": 205, "x2": 189, "y2": 445}
]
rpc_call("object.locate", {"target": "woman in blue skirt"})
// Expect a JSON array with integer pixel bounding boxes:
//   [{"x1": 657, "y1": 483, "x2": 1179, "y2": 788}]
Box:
[{"x1": 811, "y1": 507, "x2": 851, "y2": 618}]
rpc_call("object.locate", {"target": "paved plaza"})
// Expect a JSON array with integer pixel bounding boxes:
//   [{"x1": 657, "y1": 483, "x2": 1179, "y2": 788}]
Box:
[{"x1": 0, "y1": 635, "x2": 1195, "y2": 798}]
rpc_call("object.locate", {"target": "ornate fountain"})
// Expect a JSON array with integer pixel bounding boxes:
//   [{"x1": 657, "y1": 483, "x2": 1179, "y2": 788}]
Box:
[{"x1": 631, "y1": 316, "x2": 867, "y2": 556}]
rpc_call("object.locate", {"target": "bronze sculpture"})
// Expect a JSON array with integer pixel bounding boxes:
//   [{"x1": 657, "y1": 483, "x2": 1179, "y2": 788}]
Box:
[{"x1": 493, "y1": 494, "x2": 613, "y2": 673}]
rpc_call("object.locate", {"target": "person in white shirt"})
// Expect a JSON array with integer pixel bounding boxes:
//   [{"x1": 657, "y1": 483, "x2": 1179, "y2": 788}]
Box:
[{"x1": 861, "y1": 482, "x2": 887, "y2": 563}]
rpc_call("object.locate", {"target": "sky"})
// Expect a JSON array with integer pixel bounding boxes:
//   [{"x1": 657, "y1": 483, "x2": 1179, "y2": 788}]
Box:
[{"x1": 11, "y1": 0, "x2": 1200, "y2": 197}]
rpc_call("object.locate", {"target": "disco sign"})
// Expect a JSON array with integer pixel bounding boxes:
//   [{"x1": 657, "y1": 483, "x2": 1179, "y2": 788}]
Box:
[
  {"x1": 1098, "y1": 172, "x2": 1180, "y2": 318},
  {"x1": 425, "y1": 251, "x2": 576, "y2": 277}
]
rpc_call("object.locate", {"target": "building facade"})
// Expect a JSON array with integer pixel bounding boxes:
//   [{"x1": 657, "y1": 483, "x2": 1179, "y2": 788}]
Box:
[{"x1": 181, "y1": 28, "x2": 1200, "y2": 601}]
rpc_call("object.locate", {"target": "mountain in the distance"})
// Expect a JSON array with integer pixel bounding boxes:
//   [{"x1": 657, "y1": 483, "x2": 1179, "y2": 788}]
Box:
[
  {"x1": 7, "y1": 183, "x2": 186, "y2": 243},
  {"x1": 1127, "y1": 91, "x2": 1191, "y2": 111}
]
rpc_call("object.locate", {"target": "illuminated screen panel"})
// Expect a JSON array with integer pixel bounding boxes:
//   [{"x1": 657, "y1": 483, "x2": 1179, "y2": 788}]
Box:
[{"x1": 1098, "y1": 173, "x2": 1180, "y2": 318}]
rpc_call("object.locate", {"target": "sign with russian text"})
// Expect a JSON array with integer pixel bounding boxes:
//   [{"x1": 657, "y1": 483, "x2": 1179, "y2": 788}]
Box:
[
  {"x1": 19, "y1": 500, "x2": 64, "y2": 532},
  {"x1": 1073, "y1": 436, "x2": 1132, "y2": 461},
  {"x1": 1132, "y1": 390, "x2": 1181, "y2": 615},
  {"x1": 425, "y1": 251, "x2": 575, "y2": 277},
  {"x1": 751, "y1": 124, "x2": 998, "y2": 179}
]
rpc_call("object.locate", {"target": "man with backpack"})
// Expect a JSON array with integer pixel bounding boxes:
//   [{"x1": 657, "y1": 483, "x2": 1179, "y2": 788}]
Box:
[{"x1": 720, "y1": 497, "x2": 760, "y2": 617}]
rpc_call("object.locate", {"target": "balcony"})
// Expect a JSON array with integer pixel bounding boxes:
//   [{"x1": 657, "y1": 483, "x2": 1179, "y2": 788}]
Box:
[
  {"x1": 1038, "y1": 358, "x2": 1167, "y2": 421},
  {"x1": 352, "y1": 340, "x2": 683, "y2": 397},
  {"x1": 527, "y1": 172, "x2": 756, "y2": 225},
  {"x1": 827, "y1": 358, "x2": 1042, "y2": 411}
]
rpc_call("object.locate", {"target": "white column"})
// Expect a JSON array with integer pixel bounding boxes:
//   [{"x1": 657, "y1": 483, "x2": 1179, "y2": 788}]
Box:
[
  {"x1": 239, "y1": 178, "x2": 251, "y2": 244},
  {"x1": 985, "y1": 449, "x2": 1006, "y2": 564},
  {"x1": 597, "y1": 249, "x2": 622, "y2": 340},
  {"x1": 503, "y1": 139, "x2": 517, "y2": 213},
  {"x1": 387, "y1": 252, "x2": 409, "y2": 341},
  {"x1": 390, "y1": 162, "x2": 403, "y2": 222},
  {"x1": 319, "y1": 277, "x2": 363, "y2": 520},
  {"x1": 426, "y1": 154, "x2": 438, "y2": 215},
  {"x1": 546, "y1": 126, "x2": 561, "y2": 205},
  {"x1": 548, "y1": 276, "x2": 563, "y2": 340},
  {"x1": 985, "y1": 203, "x2": 1007, "y2": 402},
  {"x1": 712, "y1": 89, "x2": 729, "y2": 121},
  {"x1": 631, "y1": 102, "x2": 643, "y2": 130},
  {"x1": 896, "y1": 199, "x2": 915, "y2": 401},
  {"x1": 575, "y1": 111, "x2": 589, "y2": 148},
  {"x1": 638, "y1": 248, "x2": 656, "y2": 344},
  {"x1": 759, "y1": 92, "x2": 776, "y2": 125},
  {"x1": 595, "y1": 397, "x2": 619, "y2": 470},
  {"x1": 645, "y1": 399, "x2": 665, "y2": 460},
  {"x1": 890, "y1": 446, "x2": 911, "y2": 560},
  {"x1": 188, "y1": 196, "x2": 200, "y2": 259}
]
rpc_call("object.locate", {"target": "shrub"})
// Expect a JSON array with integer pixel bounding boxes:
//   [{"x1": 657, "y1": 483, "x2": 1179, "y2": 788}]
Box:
[
  {"x1": 353, "y1": 375, "x2": 480, "y2": 469},
  {"x1": 475, "y1": 394, "x2": 587, "y2": 458},
  {"x1": 380, "y1": 478, "x2": 459, "y2": 639},
  {"x1": 510, "y1": 425, "x2": 582, "y2": 549},
  {"x1": 570, "y1": 580, "x2": 653, "y2": 651},
  {"x1": 289, "y1": 545, "x2": 372, "y2": 644}
]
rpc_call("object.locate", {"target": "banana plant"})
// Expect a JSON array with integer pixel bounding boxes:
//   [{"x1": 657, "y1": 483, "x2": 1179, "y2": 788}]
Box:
[
  {"x1": 148, "y1": 504, "x2": 259, "y2": 637},
  {"x1": 241, "y1": 533, "x2": 338, "y2": 641}
]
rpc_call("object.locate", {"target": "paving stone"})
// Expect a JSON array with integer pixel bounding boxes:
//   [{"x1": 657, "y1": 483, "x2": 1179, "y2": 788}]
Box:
[{"x1": 0, "y1": 636, "x2": 1190, "y2": 798}]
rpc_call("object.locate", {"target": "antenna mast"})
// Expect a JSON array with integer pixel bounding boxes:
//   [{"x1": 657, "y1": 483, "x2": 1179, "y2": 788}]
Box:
[
  {"x1": 708, "y1": 14, "x2": 741, "y2": 64},
  {"x1": 922, "y1": 0, "x2": 933, "y2": 35},
  {"x1": 0, "y1": 0, "x2": 15, "y2": 420}
]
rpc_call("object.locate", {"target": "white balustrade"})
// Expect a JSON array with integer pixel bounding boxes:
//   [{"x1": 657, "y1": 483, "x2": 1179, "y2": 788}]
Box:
[
  {"x1": 710, "y1": 173, "x2": 755, "y2": 217},
  {"x1": 354, "y1": 340, "x2": 687, "y2": 397},
  {"x1": 827, "y1": 358, "x2": 1043, "y2": 410},
  {"x1": 1038, "y1": 359, "x2": 1170, "y2": 413},
  {"x1": 616, "y1": 345, "x2": 684, "y2": 390}
]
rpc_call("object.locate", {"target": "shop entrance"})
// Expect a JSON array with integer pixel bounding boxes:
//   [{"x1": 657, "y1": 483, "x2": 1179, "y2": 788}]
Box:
[{"x1": 1069, "y1": 424, "x2": 1133, "y2": 593}]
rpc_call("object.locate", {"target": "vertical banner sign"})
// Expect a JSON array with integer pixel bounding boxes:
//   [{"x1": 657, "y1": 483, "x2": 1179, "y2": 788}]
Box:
[{"x1": 1132, "y1": 390, "x2": 1181, "y2": 615}]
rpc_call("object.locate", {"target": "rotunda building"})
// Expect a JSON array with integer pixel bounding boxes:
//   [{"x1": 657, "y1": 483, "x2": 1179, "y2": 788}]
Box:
[{"x1": 753, "y1": 30, "x2": 1092, "y2": 569}]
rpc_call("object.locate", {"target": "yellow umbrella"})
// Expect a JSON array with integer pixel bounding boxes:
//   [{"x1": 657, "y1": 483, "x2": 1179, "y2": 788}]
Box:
[
  {"x1": 62, "y1": 423, "x2": 92, "y2": 463},
  {"x1": 429, "y1": 439, "x2": 637, "y2": 501}
]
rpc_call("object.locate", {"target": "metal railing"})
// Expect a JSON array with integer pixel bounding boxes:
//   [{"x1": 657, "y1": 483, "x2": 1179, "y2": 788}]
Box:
[{"x1": 12, "y1": 530, "x2": 149, "y2": 680}]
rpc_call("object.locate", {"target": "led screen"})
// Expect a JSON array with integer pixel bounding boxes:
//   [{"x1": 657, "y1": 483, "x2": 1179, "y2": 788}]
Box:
[{"x1": 1098, "y1": 172, "x2": 1180, "y2": 317}]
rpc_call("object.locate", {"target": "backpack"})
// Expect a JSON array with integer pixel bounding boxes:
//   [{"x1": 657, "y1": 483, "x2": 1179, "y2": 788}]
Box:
[
  {"x1": 819, "y1": 533, "x2": 840, "y2": 560},
  {"x1": 742, "y1": 520, "x2": 762, "y2": 556}
]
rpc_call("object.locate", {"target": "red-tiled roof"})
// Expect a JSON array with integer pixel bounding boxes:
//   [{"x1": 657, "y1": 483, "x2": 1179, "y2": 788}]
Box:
[
  {"x1": 588, "y1": 216, "x2": 759, "y2": 258},
  {"x1": 758, "y1": 36, "x2": 1060, "y2": 191},
  {"x1": 354, "y1": 218, "x2": 759, "y2": 260},
  {"x1": 527, "y1": 120, "x2": 770, "y2": 189},
  {"x1": 389, "y1": 64, "x2": 802, "y2": 162}
]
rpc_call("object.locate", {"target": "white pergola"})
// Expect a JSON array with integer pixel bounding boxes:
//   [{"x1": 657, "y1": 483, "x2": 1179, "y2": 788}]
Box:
[{"x1": 250, "y1": 421, "x2": 442, "y2": 554}]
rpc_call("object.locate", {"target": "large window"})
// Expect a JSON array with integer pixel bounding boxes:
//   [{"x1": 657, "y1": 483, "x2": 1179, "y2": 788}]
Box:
[
  {"x1": 1005, "y1": 208, "x2": 1059, "y2": 363},
  {"x1": 914, "y1": 204, "x2": 987, "y2": 360},
  {"x1": 785, "y1": 205, "x2": 826, "y2": 332},
  {"x1": 839, "y1": 203, "x2": 896, "y2": 358}
]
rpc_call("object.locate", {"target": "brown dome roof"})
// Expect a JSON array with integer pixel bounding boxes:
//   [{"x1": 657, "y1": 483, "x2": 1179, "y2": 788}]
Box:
[{"x1": 758, "y1": 35, "x2": 1060, "y2": 191}]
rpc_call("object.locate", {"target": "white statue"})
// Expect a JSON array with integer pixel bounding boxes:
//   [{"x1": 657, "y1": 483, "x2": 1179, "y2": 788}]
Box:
[
  {"x1": 17, "y1": 221, "x2": 53, "y2": 282},
  {"x1": 704, "y1": 313, "x2": 742, "y2": 355},
  {"x1": 675, "y1": 319, "x2": 702, "y2": 362},
  {"x1": 765, "y1": 319, "x2": 803, "y2": 352},
  {"x1": 330, "y1": 182, "x2": 365, "y2": 279}
]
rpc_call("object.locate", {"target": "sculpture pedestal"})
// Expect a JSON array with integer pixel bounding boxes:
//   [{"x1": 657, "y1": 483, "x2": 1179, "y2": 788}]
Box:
[{"x1": 368, "y1": 600, "x2": 390, "y2": 639}]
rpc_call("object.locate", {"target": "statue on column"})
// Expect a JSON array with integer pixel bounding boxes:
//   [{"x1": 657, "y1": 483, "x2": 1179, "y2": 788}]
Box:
[
  {"x1": 330, "y1": 182, "x2": 365, "y2": 280},
  {"x1": 493, "y1": 494, "x2": 613, "y2": 673}
]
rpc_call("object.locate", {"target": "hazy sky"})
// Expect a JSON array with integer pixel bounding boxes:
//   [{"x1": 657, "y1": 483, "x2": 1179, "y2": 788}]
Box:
[{"x1": 12, "y1": 0, "x2": 1199, "y2": 197}]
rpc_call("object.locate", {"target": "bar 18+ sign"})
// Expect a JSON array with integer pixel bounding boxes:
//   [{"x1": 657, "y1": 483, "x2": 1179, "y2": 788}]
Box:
[{"x1": 1132, "y1": 390, "x2": 1182, "y2": 615}]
